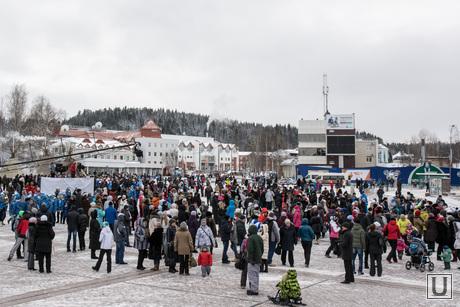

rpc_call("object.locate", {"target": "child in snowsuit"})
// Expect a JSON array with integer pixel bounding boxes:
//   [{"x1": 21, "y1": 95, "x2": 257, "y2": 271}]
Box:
[
  {"x1": 396, "y1": 237, "x2": 407, "y2": 260},
  {"x1": 441, "y1": 245, "x2": 452, "y2": 270},
  {"x1": 274, "y1": 269, "x2": 302, "y2": 304},
  {"x1": 197, "y1": 246, "x2": 213, "y2": 277}
]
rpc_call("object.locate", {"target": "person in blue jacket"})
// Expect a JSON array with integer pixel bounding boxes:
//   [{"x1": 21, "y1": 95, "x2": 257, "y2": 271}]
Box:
[
  {"x1": 298, "y1": 218, "x2": 315, "y2": 267},
  {"x1": 105, "y1": 202, "x2": 117, "y2": 232},
  {"x1": 226, "y1": 199, "x2": 236, "y2": 219}
]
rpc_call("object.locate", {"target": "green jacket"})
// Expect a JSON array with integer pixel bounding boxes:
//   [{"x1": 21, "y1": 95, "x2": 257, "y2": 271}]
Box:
[
  {"x1": 441, "y1": 248, "x2": 452, "y2": 262},
  {"x1": 247, "y1": 224, "x2": 264, "y2": 264},
  {"x1": 351, "y1": 223, "x2": 366, "y2": 249}
]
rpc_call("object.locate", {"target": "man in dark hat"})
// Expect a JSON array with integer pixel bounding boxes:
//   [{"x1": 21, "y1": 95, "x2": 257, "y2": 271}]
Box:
[{"x1": 340, "y1": 222, "x2": 354, "y2": 284}]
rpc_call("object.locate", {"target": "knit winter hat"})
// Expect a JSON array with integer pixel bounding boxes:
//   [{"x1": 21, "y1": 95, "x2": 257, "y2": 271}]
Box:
[
  {"x1": 29, "y1": 217, "x2": 37, "y2": 224},
  {"x1": 18, "y1": 210, "x2": 24, "y2": 217},
  {"x1": 40, "y1": 215, "x2": 48, "y2": 222}
]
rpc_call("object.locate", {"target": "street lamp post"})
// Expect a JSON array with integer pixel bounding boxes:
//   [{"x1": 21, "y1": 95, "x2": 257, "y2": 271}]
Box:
[{"x1": 449, "y1": 124, "x2": 457, "y2": 183}]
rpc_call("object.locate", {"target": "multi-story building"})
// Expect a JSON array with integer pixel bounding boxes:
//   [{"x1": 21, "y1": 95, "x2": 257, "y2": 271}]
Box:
[
  {"x1": 355, "y1": 139, "x2": 378, "y2": 168},
  {"x1": 52, "y1": 120, "x2": 239, "y2": 175},
  {"x1": 298, "y1": 114, "x2": 356, "y2": 168}
]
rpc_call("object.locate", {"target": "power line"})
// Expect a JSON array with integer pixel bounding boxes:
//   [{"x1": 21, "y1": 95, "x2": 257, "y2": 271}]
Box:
[{"x1": 0, "y1": 143, "x2": 136, "y2": 169}]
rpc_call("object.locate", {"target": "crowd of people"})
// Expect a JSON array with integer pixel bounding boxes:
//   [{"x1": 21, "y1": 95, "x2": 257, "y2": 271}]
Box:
[{"x1": 1, "y1": 173, "x2": 460, "y2": 295}]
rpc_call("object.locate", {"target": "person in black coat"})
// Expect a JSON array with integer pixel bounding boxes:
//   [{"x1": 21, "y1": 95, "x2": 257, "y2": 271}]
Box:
[
  {"x1": 89, "y1": 210, "x2": 101, "y2": 259},
  {"x1": 220, "y1": 217, "x2": 233, "y2": 263},
  {"x1": 77, "y1": 208, "x2": 89, "y2": 251},
  {"x1": 366, "y1": 223, "x2": 383, "y2": 277},
  {"x1": 340, "y1": 222, "x2": 354, "y2": 283},
  {"x1": 35, "y1": 215, "x2": 55, "y2": 273},
  {"x1": 27, "y1": 217, "x2": 38, "y2": 271},
  {"x1": 435, "y1": 216, "x2": 449, "y2": 261},
  {"x1": 279, "y1": 219, "x2": 296, "y2": 267},
  {"x1": 310, "y1": 213, "x2": 322, "y2": 244},
  {"x1": 67, "y1": 206, "x2": 79, "y2": 252}
]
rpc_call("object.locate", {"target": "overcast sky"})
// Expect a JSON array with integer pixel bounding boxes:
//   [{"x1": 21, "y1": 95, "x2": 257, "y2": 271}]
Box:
[{"x1": 1, "y1": 0, "x2": 459, "y2": 143}]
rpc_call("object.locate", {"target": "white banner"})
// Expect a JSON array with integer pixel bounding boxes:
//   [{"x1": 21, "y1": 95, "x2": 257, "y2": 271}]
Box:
[
  {"x1": 40, "y1": 177, "x2": 94, "y2": 195},
  {"x1": 344, "y1": 169, "x2": 371, "y2": 181}
]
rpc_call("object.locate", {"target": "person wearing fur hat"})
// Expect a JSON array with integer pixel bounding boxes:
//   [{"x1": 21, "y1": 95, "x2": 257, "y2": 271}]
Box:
[
  {"x1": 174, "y1": 221, "x2": 194, "y2": 275},
  {"x1": 35, "y1": 215, "x2": 55, "y2": 273},
  {"x1": 93, "y1": 222, "x2": 113, "y2": 273},
  {"x1": 195, "y1": 218, "x2": 216, "y2": 254},
  {"x1": 89, "y1": 210, "x2": 101, "y2": 259}
]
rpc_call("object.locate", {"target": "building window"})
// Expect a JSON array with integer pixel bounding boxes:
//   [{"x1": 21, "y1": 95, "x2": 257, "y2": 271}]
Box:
[
  {"x1": 148, "y1": 152, "x2": 151, "y2": 157},
  {"x1": 160, "y1": 152, "x2": 163, "y2": 157},
  {"x1": 160, "y1": 144, "x2": 163, "y2": 148},
  {"x1": 114, "y1": 155, "x2": 117, "y2": 160},
  {"x1": 154, "y1": 152, "x2": 157, "y2": 157},
  {"x1": 148, "y1": 143, "x2": 151, "y2": 147},
  {"x1": 154, "y1": 143, "x2": 157, "y2": 147},
  {"x1": 148, "y1": 161, "x2": 151, "y2": 164},
  {"x1": 120, "y1": 156, "x2": 123, "y2": 160},
  {"x1": 366, "y1": 156, "x2": 373, "y2": 162},
  {"x1": 154, "y1": 161, "x2": 157, "y2": 164},
  {"x1": 298, "y1": 134, "x2": 326, "y2": 143},
  {"x1": 166, "y1": 152, "x2": 169, "y2": 157}
]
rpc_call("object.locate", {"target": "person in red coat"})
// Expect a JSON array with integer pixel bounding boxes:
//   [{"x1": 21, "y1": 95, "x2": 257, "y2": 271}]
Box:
[
  {"x1": 197, "y1": 246, "x2": 213, "y2": 277},
  {"x1": 383, "y1": 217, "x2": 400, "y2": 263}
]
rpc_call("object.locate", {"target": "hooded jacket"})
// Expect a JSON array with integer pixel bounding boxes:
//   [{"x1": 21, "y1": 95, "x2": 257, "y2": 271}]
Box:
[
  {"x1": 247, "y1": 224, "x2": 263, "y2": 264},
  {"x1": 134, "y1": 218, "x2": 149, "y2": 251},
  {"x1": 99, "y1": 225, "x2": 114, "y2": 250},
  {"x1": 293, "y1": 206, "x2": 302, "y2": 229},
  {"x1": 383, "y1": 220, "x2": 400, "y2": 240},
  {"x1": 366, "y1": 230, "x2": 383, "y2": 255},
  {"x1": 89, "y1": 210, "x2": 101, "y2": 250},
  {"x1": 226, "y1": 200, "x2": 235, "y2": 219},
  {"x1": 34, "y1": 221, "x2": 55, "y2": 253},
  {"x1": 174, "y1": 223, "x2": 194, "y2": 255},
  {"x1": 298, "y1": 218, "x2": 315, "y2": 242},
  {"x1": 114, "y1": 214, "x2": 128, "y2": 243},
  {"x1": 351, "y1": 223, "x2": 366, "y2": 249}
]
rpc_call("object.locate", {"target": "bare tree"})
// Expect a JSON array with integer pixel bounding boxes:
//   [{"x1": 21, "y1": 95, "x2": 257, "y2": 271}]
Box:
[
  {"x1": 7, "y1": 84, "x2": 28, "y2": 133},
  {"x1": 25, "y1": 95, "x2": 65, "y2": 137}
]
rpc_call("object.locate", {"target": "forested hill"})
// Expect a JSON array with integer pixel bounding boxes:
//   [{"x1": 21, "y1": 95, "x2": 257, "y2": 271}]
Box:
[{"x1": 65, "y1": 107, "x2": 298, "y2": 151}]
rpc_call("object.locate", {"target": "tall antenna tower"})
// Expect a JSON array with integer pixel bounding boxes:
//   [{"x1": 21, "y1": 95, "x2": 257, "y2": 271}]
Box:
[{"x1": 323, "y1": 73, "x2": 330, "y2": 118}]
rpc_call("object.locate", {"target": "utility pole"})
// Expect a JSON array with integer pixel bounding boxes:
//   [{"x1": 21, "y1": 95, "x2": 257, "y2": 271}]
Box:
[
  {"x1": 323, "y1": 73, "x2": 330, "y2": 118},
  {"x1": 450, "y1": 124, "x2": 457, "y2": 182}
]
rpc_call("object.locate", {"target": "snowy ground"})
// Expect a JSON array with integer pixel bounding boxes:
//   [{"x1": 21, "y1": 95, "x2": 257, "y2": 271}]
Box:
[{"x1": 1, "y1": 186, "x2": 460, "y2": 306}]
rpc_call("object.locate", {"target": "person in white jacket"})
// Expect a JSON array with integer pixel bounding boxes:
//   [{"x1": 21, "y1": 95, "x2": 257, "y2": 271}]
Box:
[{"x1": 93, "y1": 222, "x2": 114, "y2": 273}]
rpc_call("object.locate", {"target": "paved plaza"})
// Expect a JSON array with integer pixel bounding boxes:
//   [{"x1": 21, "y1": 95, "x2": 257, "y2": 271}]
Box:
[{"x1": 1, "y1": 208, "x2": 458, "y2": 307}]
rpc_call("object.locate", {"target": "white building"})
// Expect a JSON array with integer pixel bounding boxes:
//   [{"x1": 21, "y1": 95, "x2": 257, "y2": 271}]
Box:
[
  {"x1": 355, "y1": 139, "x2": 378, "y2": 168},
  {"x1": 297, "y1": 119, "x2": 327, "y2": 165},
  {"x1": 378, "y1": 144, "x2": 390, "y2": 165},
  {"x1": 52, "y1": 120, "x2": 239, "y2": 175}
]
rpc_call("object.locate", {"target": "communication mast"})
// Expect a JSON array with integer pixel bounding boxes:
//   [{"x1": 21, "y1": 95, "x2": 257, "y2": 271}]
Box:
[{"x1": 323, "y1": 73, "x2": 330, "y2": 118}]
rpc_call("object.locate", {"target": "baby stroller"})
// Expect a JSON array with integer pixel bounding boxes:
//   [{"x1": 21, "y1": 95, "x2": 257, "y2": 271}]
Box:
[
  {"x1": 405, "y1": 235, "x2": 434, "y2": 272},
  {"x1": 268, "y1": 269, "x2": 305, "y2": 306}
]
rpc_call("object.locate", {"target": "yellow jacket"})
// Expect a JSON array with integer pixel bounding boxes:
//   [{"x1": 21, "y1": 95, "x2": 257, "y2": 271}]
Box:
[{"x1": 397, "y1": 219, "x2": 412, "y2": 235}]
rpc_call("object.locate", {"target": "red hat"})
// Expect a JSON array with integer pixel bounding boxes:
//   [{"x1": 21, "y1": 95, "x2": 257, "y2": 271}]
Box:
[
  {"x1": 436, "y1": 215, "x2": 445, "y2": 222},
  {"x1": 261, "y1": 208, "x2": 268, "y2": 213},
  {"x1": 414, "y1": 210, "x2": 421, "y2": 217}
]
